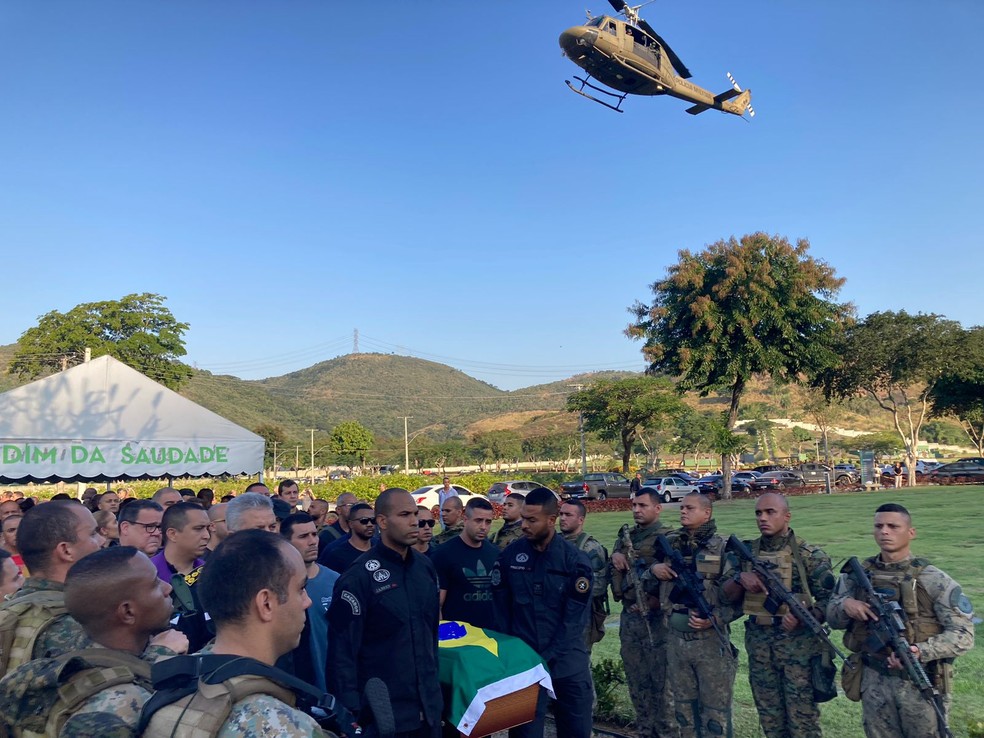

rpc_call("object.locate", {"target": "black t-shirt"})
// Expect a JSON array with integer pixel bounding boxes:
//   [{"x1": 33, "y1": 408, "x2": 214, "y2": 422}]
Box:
[
  {"x1": 319, "y1": 537, "x2": 370, "y2": 573},
  {"x1": 430, "y1": 536, "x2": 500, "y2": 629}
]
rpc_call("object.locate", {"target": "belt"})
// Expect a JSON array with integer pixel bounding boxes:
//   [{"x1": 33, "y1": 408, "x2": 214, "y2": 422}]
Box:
[
  {"x1": 669, "y1": 628, "x2": 714, "y2": 641},
  {"x1": 747, "y1": 615, "x2": 784, "y2": 627}
]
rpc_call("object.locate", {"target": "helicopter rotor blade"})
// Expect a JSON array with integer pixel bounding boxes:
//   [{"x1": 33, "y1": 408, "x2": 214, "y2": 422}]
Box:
[
  {"x1": 638, "y1": 18, "x2": 692, "y2": 79},
  {"x1": 607, "y1": 0, "x2": 628, "y2": 12}
]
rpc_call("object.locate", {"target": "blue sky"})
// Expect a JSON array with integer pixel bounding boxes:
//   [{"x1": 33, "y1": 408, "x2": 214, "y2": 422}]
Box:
[{"x1": 2, "y1": 1, "x2": 981, "y2": 391}]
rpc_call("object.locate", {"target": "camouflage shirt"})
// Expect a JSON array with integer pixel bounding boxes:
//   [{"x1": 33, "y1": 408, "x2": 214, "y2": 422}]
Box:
[
  {"x1": 490, "y1": 520, "x2": 524, "y2": 550},
  {"x1": 217, "y1": 694, "x2": 326, "y2": 738},
  {"x1": 612, "y1": 520, "x2": 671, "y2": 603},
  {"x1": 5, "y1": 577, "x2": 87, "y2": 663},
  {"x1": 741, "y1": 529, "x2": 836, "y2": 614},
  {"x1": 61, "y1": 643, "x2": 179, "y2": 738},
  {"x1": 563, "y1": 531, "x2": 609, "y2": 598},
  {"x1": 827, "y1": 554, "x2": 975, "y2": 662},
  {"x1": 431, "y1": 521, "x2": 465, "y2": 547}
]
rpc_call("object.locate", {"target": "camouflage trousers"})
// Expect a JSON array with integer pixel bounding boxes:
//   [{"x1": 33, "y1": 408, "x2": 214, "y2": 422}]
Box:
[
  {"x1": 666, "y1": 630, "x2": 736, "y2": 738},
  {"x1": 745, "y1": 623, "x2": 821, "y2": 738},
  {"x1": 620, "y1": 610, "x2": 679, "y2": 738},
  {"x1": 860, "y1": 665, "x2": 950, "y2": 738}
]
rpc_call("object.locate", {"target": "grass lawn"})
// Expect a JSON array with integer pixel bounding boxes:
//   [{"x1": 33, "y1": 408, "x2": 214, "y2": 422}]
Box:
[{"x1": 575, "y1": 486, "x2": 983, "y2": 738}]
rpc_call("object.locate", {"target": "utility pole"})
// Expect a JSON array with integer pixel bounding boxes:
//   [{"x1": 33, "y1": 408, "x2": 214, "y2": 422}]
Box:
[
  {"x1": 567, "y1": 384, "x2": 588, "y2": 475},
  {"x1": 400, "y1": 416, "x2": 413, "y2": 473},
  {"x1": 307, "y1": 429, "x2": 317, "y2": 485},
  {"x1": 295, "y1": 445, "x2": 300, "y2": 474},
  {"x1": 272, "y1": 441, "x2": 278, "y2": 477},
  {"x1": 353, "y1": 328, "x2": 359, "y2": 354}
]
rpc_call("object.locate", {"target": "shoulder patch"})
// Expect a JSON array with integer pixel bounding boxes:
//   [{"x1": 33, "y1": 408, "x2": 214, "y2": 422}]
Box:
[
  {"x1": 340, "y1": 590, "x2": 361, "y2": 616},
  {"x1": 949, "y1": 586, "x2": 974, "y2": 615},
  {"x1": 575, "y1": 577, "x2": 590, "y2": 594},
  {"x1": 490, "y1": 567, "x2": 502, "y2": 587},
  {"x1": 364, "y1": 559, "x2": 381, "y2": 571},
  {"x1": 372, "y1": 569, "x2": 390, "y2": 583},
  {"x1": 515, "y1": 552, "x2": 529, "y2": 563}
]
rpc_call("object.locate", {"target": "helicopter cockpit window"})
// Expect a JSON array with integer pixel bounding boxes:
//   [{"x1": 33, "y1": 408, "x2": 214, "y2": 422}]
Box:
[
  {"x1": 605, "y1": 21, "x2": 617, "y2": 35},
  {"x1": 586, "y1": 17, "x2": 604, "y2": 28}
]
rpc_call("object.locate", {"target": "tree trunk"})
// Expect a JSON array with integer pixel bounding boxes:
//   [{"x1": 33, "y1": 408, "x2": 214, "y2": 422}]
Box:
[{"x1": 721, "y1": 379, "x2": 745, "y2": 500}]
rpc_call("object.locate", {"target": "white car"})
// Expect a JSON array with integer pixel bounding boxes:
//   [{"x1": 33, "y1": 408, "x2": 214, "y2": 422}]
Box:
[
  {"x1": 640, "y1": 476, "x2": 699, "y2": 503},
  {"x1": 410, "y1": 484, "x2": 479, "y2": 510}
]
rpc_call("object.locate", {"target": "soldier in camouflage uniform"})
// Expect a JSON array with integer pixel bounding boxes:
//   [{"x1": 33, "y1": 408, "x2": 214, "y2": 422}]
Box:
[
  {"x1": 143, "y1": 530, "x2": 326, "y2": 737},
  {"x1": 431, "y1": 495, "x2": 465, "y2": 547},
  {"x1": 559, "y1": 498, "x2": 610, "y2": 651},
  {"x1": 491, "y1": 493, "x2": 525, "y2": 549},
  {"x1": 721, "y1": 493, "x2": 835, "y2": 738},
  {"x1": 0, "y1": 546, "x2": 187, "y2": 738},
  {"x1": 650, "y1": 493, "x2": 740, "y2": 738},
  {"x1": 0, "y1": 502, "x2": 103, "y2": 677},
  {"x1": 827, "y1": 502, "x2": 975, "y2": 738},
  {"x1": 610, "y1": 489, "x2": 679, "y2": 738}
]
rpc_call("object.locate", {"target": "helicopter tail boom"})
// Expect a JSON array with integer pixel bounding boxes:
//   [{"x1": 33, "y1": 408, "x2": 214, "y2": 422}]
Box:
[{"x1": 685, "y1": 86, "x2": 752, "y2": 118}]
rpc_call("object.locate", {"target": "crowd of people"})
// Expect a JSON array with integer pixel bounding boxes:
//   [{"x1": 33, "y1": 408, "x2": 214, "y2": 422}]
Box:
[{"x1": 0, "y1": 479, "x2": 975, "y2": 738}]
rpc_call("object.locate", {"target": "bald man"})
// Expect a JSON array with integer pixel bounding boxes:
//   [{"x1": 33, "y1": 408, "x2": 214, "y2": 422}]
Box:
[
  {"x1": 722, "y1": 493, "x2": 836, "y2": 738},
  {"x1": 0, "y1": 547, "x2": 188, "y2": 737}
]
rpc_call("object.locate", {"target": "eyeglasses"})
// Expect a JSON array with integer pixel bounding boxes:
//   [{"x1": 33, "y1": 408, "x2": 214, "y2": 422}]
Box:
[
  {"x1": 129, "y1": 521, "x2": 162, "y2": 533},
  {"x1": 353, "y1": 517, "x2": 376, "y2": 526},
  {"x1": 418, "y1": 519, "x2": 436, "y2": 528}
]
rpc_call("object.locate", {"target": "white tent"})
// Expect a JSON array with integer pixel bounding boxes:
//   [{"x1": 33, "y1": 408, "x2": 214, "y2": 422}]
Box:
[{"x1": 0, "y1": 355, "x2": 264, "y2": 483}]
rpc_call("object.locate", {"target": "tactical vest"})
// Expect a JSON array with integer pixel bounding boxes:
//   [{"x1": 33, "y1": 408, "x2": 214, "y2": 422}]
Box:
[
  {"x1": 0, "y1": 648, "x2": 151, "y2": 738},
  {"x1": 142, "y1": 674, "x2": 301, "y2": 738},
  {"x1": 844, "y1": 557, "x2": 943, "y2": 653},
  {"x1": 612, "y1": 523, "x2": 660, "y2": 602},
  {"x1": 0, "y1": 590, "x2": 67, "y2": 678},
  {"x1": 743, "y1": 541, "x2": 795, "y2": 618}
]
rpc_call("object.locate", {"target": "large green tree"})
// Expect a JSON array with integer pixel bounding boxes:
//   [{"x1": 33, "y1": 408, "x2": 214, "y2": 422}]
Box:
[
  {"x1": 328, "y1": 421, "x2": 375, "y2": 469},
  {"x1": 10, "y1": 293, "x2": 192, "y2": 390},
  {"x1": 816, "y1": 311, "x2": 964, "y2": 485},
  {"x1": 627, "y1": 233, "x2": 851, "y2": 497},
  {"x1": 928, "y1": 326, "x2": 984, "y2": 455},
  {"x1": 567, "y1": 376, "x2": 685, "y2": 473}
]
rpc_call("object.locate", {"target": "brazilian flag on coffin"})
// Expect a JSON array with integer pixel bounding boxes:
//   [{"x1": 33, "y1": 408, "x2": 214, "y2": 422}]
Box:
[{"x1": 438, "y1": 621, "x2": 553, "y2": 736}]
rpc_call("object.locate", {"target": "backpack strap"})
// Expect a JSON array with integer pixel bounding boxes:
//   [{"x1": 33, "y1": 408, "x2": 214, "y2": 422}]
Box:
[{"x1": 0, "y1": 590, "x2": 68, "y2": 676}]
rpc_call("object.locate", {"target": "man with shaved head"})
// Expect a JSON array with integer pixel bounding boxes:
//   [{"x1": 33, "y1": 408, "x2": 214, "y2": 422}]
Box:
[
  {"x1": 650, "y1": 492, "x2": 740, "y2": 738},
  {"x1": 328, "y1": 488, "x2": 442, "y2": 737},
  {"x1": 431, "y1": 495, "x2": 464, "y2": 547},
  {"x1": 318, "y1": 492, "x2": 357, "y2": 554},
  {"x1": 152, "y1": 487, "x2": 182, "y2": 510},
  {"x1": 722, "y1": 493, "x2": 836, "y2": 738},
  {"x1": 0, "y1": 502, "x2": 104, "y2": 676},
  {"x1": 0, "y1": 547, "x2": 188, "y2": 736}
]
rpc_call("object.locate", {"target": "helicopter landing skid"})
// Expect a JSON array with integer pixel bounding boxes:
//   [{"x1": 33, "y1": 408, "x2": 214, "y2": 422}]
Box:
[{"x1": 565, "y1": 75, "x2": 627, "y2": 113}]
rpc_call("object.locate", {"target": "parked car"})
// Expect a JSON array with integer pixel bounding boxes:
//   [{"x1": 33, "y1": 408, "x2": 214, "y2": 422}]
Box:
[
  {"x1": 791, "y1": 463, "x2": 859, "y2": 487},
  {"x1": 750, "y1": 471, "x2": 807, "y2": 491},
  {"x1": 732, "y1": 471, "x2": 762, "y2": 482},
  {"x1": 752, "y1": 464, "x2": 790, "y2": 474},
  {"x1": 927, "y1": 458, "x2": 984, "y2": 484},
  {"x1": 640, "y1": 476, "x2": 700, "y2": 503},
  {"x1": 486, "y1": 480, "x2": 541, "y2": 504},
  {"x1": 696, "y1": 475, "x2": 752, "y2": 494},
  {"x1": 560, "y1": 472, "x2": 633, "y2": 500},
  {"x1": 410, "y1": 484, "x2": 479, "y2": 509},
  {"x1": 834, "y1": 463, "x2": 858, "y2": 472}
]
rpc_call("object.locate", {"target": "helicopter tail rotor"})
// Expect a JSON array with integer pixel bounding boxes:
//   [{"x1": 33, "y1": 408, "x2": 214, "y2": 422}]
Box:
[{"x1": 727, "y1": 72, "x2": 755, "y2": 118}]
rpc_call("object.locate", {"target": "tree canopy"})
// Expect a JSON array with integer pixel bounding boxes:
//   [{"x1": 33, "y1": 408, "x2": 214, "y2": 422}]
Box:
[
  {"x1": 627, "y1": 232, "x2": 851, "y2": 495},
  {"x1": 9, "y1": 293, "x2": 192, "y2": 390},
  {"x1": 567, "y1": 376, "x2": 685, "y2": 473},
  {"x1": 928, "y1": 326, "x2": 984, "y2": 455},
  {"x1": 328, "y1": 421, "x2": 375, "y2": 468},
  {"x1": 815, "y1": 311, "x2": 965, "y2": 483}
]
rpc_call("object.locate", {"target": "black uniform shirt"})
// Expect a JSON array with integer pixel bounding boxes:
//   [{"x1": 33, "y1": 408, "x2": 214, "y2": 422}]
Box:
[
  {"x1": 491, "y1": 533, "x2": 593, "y2": 679},
  {"x1": 327, "y1": 541, "x2": 442, "y2": 732}
]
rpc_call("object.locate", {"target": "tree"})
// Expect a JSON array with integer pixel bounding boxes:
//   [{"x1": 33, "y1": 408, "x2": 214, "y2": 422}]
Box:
[
  {"x1": 255, "y1": 423, "x2": 288, "y2": 470},
  {"x1": 669, "y1": 410, "x2": 717, "y2": 471},
  {"x1": 470, "y1": 431, "x2": 522, "y2": 472},
  {"x1": 10, "y1": 293, "x2": 193, "y2": 390},
  {"x1": 801, "y1": 388, "x2": 844, "y2": 464},
  {"x1": 929, "y1": 327, "x2": 984, "y2": 455},
  {"x1": 567, "y1": 377, "x2": 685, "y2": 473},
  {"x1": 816, "y1": 311, "x2": 964, "y2": 485},
  {"x1": 791, "y1": 427, "x2": 815, "y2": 458},
  {"x1": 328, "y1": 421, "x2": 375, "y2": 469},
  {"x1": 627, "y1": 233, "x2": 851, "y2": 498}
]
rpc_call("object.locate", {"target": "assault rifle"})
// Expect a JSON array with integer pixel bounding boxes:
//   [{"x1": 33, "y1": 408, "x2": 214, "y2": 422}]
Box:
[
  {"x1": 618, "y1": 525, "x2": 653, "y2": 644},
  {"x1": 847, "y1": 556, "x2": 952, "y2": 738},
  {"x1": 656, "y1": 534, "x2": 730, "y2": 650},
  {"x1": 727, "y1": 535, "x2": 850, "y2": 665}
]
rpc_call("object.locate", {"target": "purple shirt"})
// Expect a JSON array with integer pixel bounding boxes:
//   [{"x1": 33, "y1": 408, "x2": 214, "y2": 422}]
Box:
[{"x1": 150, "y1": 549, "x2": 204, "y2": 583}]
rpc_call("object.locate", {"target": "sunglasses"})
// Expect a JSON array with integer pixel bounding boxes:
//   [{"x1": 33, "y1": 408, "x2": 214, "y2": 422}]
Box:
[
  {"x1": 354, "y1": 517, "x2": 376, "y2": 526},
  {"x1": 418, "y1": 519, "x2": 436, "y2": 529}
]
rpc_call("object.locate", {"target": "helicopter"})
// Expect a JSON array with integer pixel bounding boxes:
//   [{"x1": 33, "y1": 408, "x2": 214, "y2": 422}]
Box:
[{"x1": 559, "y1": 0, "x2": 754, "y2": 117}]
